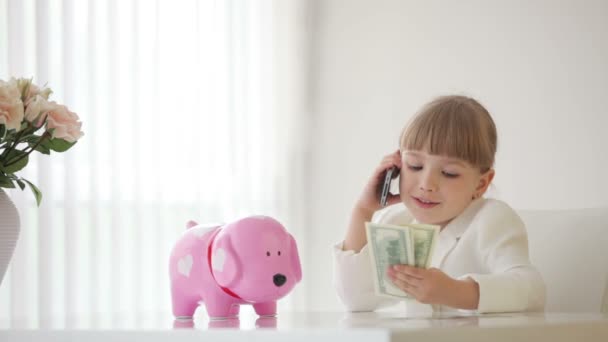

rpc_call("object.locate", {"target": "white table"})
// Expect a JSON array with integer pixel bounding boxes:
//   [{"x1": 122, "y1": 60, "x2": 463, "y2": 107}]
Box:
[{"x1": 1, "y1": 311, "x2": 607, "y2": 342}]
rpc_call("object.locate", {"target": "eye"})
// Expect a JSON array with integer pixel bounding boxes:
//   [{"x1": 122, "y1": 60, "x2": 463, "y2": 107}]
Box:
[
  {"x1": 266, "y1": 251, "x2": 270, "y2": 256},
  {"x1": 278, "y1": 251, "x2": 281, "y2": 256},
  {"x1": 407, "y1": 164, "x2": 422, "y2": 171},
  {"x1": 442, "y1": 171, "x2": 459, "y2": 178}
]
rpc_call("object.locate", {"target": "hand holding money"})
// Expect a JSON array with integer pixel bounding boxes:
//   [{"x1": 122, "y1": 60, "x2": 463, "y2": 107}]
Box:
[
  {"x1": 386, "y1": 264, "x2": 458, "y2": 305},
  {"x1": 365, "y1": 222, "x2": 439, "y2": 299}
]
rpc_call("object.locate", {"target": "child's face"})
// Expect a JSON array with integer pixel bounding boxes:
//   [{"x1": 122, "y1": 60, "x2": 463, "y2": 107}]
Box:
[{"x1": 399, "y1": 150, "x2": 494, "y2": 228}]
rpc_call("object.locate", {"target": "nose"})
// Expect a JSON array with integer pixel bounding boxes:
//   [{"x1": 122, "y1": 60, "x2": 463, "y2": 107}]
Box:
[
  {"x1": 419, "y1": 170, "x2": 438, "y2": 192},
  {"x1": 273, "y1": 274, "x2": 287, "y2": 287}
]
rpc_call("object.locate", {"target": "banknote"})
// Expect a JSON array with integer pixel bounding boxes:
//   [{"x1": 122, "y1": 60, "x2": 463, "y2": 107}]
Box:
[
  {"x1": 365, "y1": 221, "x2": 439, "y2": 299},
  {"x1": 365, "y1": 222, "x2": 414, "y2": 298},
  {"x1": 409, "y1": 223, "x2": 440, "y2": 269}
]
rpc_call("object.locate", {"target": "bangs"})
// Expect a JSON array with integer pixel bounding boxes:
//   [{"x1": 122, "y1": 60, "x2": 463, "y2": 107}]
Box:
[{"x1": 399, "y1": 96, "x2": 496, "y2": 171}]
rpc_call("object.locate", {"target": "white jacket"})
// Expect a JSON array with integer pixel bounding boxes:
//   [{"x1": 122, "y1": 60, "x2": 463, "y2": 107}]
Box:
[{"x1": 332, "y1": 198, "x2": 546, "y2": 314}]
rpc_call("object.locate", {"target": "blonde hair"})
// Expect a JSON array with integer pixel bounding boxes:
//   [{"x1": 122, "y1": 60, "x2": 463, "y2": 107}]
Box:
[{"x1": 399, "y1": 95, "x2": 497, "y2": 172}]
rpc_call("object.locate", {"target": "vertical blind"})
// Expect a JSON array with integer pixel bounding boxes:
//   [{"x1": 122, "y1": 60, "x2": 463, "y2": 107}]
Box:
[{"x1": 0, "y1": 0, "x2": 310, "y2": 328}]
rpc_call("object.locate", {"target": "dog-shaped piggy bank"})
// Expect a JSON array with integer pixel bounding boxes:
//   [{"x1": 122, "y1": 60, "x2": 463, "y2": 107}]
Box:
[{"x1": 169, "y1": 215, "x2": 302, "y2": 319}]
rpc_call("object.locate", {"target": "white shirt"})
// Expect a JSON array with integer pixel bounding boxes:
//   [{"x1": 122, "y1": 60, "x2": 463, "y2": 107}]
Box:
[{"x1": 332, "y1": 198, "x2": 546, "y2": 314}]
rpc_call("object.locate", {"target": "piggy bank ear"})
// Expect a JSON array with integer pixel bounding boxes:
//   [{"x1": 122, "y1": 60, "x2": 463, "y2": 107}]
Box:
[
  {"x1": 289, "y1": 235, "x2": 302, "y2": 282},
  {"x1": 212, "y1": 234, "x2": 241, "y2": 288}
]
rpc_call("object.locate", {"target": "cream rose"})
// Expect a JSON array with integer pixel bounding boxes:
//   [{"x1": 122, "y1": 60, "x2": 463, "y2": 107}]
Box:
[
  {"x1": 0, "y1": 79, "x2": 25, "y2": 131},
  {"x1": 43, "y1": 102, "x2": 84, "y2": 143},
  {"x1": 24, "y1": 95, "x2": 51, "y2": 125},
  {"x1": 16, "y1": 78, "x2": 51, "y2": 101}
]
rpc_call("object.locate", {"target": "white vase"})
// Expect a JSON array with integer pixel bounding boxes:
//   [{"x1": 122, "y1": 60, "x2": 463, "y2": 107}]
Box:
[{"x1": 0, "y1": 188, "x2": 20, "y2": 285}]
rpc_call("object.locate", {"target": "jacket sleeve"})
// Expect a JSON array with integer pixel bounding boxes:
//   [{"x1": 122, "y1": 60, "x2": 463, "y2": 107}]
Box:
[
  {"x1": 332, "y1": 241, "x2": 400, "y2": 311},
  {"x1": 461, "y1": 202, "x2": 547, "y2": 313},
  {"x1": 332, "y1": 206, "x2": 408, "y2": 312}
]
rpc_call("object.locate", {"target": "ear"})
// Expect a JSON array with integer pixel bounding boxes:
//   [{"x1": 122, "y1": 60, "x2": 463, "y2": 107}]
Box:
[
  {"x1": 211, "y1": 233, "x2": 241, "y2": 288},
  {"x1": 475, "y1": 169, "x2": 495, "y2": 197},
  {"x1": 289, "y1": 234, "x2": 302, "y2": 283}
]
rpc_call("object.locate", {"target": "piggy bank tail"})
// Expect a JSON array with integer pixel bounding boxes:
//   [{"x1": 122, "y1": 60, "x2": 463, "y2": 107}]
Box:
[{"x1": 186, "y1": 220, "x2": 198, "y2": 229}]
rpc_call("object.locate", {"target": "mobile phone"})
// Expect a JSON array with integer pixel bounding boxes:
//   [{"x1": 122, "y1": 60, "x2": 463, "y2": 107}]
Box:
[{"x1": 379, "y1": 166, "x2": 399, "y2": 207}]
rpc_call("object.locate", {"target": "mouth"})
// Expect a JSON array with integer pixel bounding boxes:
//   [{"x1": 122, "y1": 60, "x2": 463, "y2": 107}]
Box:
[{"x1": 412, "y1": 196, "x2": 440, "y2": 209}]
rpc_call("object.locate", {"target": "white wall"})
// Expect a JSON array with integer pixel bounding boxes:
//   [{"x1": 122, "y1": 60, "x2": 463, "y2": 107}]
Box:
[{"x1": 305, "y1": 0, "x2": 608, "y2": 310}]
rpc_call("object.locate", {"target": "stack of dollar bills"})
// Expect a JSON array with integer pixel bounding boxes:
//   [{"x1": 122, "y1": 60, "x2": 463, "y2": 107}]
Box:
[{"x1": 365, "y1": 221, "x2": 440, "y2": 299}]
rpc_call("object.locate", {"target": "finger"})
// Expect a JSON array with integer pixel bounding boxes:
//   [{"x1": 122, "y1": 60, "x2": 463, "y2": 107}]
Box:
[
  {"x1": 392, "y1": 265, "x2": 424, "y2": 279},
  {"x1": 389, "y1": 275, "x2": 414, "y2": 293},
  {"x1": 380, "y1": 152, "x2": 402, "y2": 170},
  {"x1": 390, "y1": 151, "x2": 402, "y2": 170},
  {"x1": 390, "y1": 270, "x2": 421, "y2": 288},
  {"x1": 373, "y1": 160, "x2": 398, "y2": 179},
  {"x1": 384, "y1": 155, "x2": 401, "y2": 170},
  {"x1": 394, "y1": 149, "x2": 402, "y2": 167}
]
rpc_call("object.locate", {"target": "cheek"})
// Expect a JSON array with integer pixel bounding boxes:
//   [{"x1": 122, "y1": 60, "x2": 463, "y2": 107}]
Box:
[
  {"x1": 399, "y1": 172, "x2": 414, "y2": 193},
  {"x1": 444, "y1": 179, "x2": 476, "y2": 198}
]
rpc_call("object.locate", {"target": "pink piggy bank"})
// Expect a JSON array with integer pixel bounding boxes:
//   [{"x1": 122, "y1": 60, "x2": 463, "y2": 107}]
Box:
[{"x1": 169, "y1": 215, "x2": 302, "y2": 319}]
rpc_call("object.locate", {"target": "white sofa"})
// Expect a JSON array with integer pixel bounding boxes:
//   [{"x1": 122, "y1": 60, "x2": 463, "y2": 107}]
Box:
[{"x1": 520, "y1": 207, "x2": 608, "y2": 313}]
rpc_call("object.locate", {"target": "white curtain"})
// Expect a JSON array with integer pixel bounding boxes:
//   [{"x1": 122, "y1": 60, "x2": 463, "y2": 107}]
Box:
[{"x1": 0, "y1": 0, "x2": 311, "y2": 328}]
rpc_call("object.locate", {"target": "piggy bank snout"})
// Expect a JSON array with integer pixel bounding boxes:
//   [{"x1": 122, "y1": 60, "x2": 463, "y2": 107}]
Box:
[{"x1": 273, "y1": 273, "x2": 287, "y2": 287}]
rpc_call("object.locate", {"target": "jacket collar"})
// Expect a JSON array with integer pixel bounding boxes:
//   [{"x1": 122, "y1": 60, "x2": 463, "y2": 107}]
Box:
[
  {"x1": 432, "y1": 198, "x2": 485, "y2": 268},
  {"x1": 439, "y1": 198, "x2": 485, "y2": 240}
]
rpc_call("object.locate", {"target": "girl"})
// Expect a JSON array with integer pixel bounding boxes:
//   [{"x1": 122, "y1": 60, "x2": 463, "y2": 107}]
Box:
[{"x1": 333, "y1": 95, "x2": 546, "y2": 314}]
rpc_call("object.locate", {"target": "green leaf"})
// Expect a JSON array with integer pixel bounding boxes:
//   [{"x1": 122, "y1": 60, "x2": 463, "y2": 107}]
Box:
[
  {"x1": 15, "y1": 178, "x2": 26, "y2": 190},
  {"x1": 48, "y1": 138, "x2": 76, "y2": 152},
  {"x1": 0, "y1": 173, "x2": 15, "y2": 188},
  {"x1": 22, "y1": 178, "x2": 42, "y2": 206},
  {"x1": 28, "y1": 138, "x2": 51, "y2": 155},
  {"x1": 25, "y1": 135, "x2": 42, "y2": 144},
  {"x1": 34, "y1": 144, "x2": 51, "y2": 155},
  {"x1": 2, "y1": 150, "x2": 29, "y2": 173},
  {"x1": 40, "y1": 137, "x2": 52, "y2": 148}
]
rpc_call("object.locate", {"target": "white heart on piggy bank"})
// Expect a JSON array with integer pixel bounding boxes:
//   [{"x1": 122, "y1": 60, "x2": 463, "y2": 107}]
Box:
[
  {"x1": 212, "y1": 248, "x2": 226, "y2": 272},
  {"x1": 178, "y1": 254, "x2": 193, "y2": 277}
]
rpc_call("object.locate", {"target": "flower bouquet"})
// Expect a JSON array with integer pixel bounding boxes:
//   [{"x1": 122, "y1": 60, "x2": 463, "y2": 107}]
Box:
[{"x1": 0, "y1": 77, "x2": 84, "y2": 205}]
